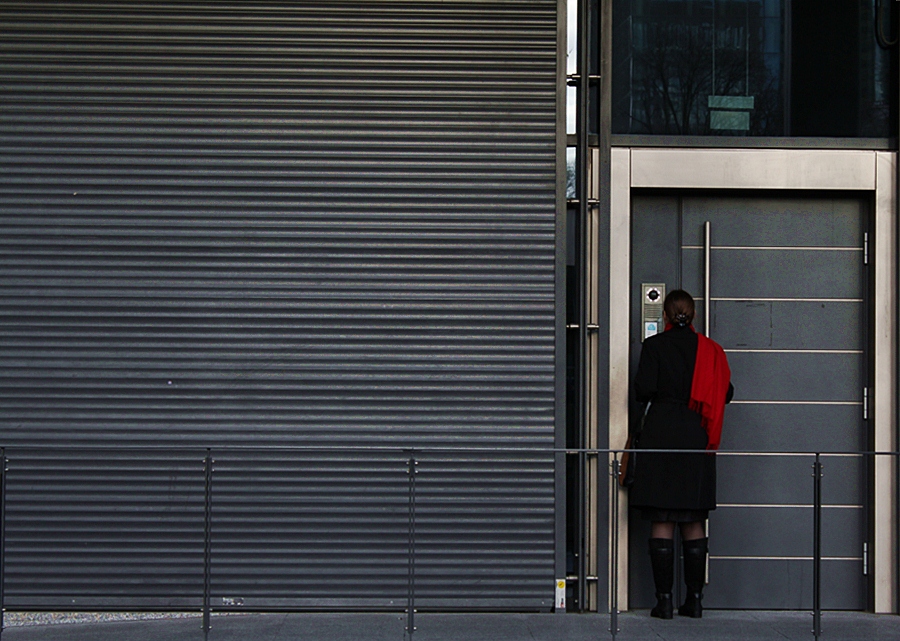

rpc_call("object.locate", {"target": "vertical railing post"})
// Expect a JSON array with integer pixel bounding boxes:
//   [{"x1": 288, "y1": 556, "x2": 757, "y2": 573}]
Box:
[
  {"x1": 406, "y1": 452, "x2": 417, "y2": 640},
  {"x1": 812, "y1": 453, "x2": 823, "y2": 640},
  {"x1": 609, "y1": 454, "x2": 620, "y2": 641},
  {"x1": 202, "y1": 449, "x2": 213, "y2": 640},
  {"x1": 0, "y1": 448, "x2": 6, "y2": 639},
  {"x1": 577, "y1": 449, "x2": 587, "y2": 611}
]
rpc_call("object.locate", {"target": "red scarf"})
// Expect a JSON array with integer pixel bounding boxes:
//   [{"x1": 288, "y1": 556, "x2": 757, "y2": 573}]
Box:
[{"x1": 667, "y1": 324, "x2": 731, "y2": 450}]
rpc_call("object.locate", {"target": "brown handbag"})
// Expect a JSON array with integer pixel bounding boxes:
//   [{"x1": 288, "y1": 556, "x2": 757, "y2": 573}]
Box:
[{"x1": 618, "y1": 435, "x2": 635, "y2": 487}]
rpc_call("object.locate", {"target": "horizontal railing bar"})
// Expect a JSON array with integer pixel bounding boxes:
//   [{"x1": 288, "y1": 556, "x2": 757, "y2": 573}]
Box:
[
  {"x1": 718, "y1": 504, "x2": 863, "y2": 509},
  {"x1": 2, "y1": 607, "x2": 206, "y2": 614},
  {"x1": 0, "y1": 446, "x2": 897, "y2": 456},
  {"x1": 710, "y1": 556, "x2": 863, "y2": 561}
]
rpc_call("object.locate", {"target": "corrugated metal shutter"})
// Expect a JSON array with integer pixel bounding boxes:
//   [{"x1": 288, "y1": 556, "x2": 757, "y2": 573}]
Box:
[
  {"x1": 0, "y1": 1, "x2": 561, "y2": 611},
  {"x1": 3, "y1": 450, "x2": 207, "y2": 610},
  {"x1": 413, "y1": 451, "x2": 557, "y2": 608},
  {"x1": 210, "y1": 450, "x2": 413, "y2": 609}
]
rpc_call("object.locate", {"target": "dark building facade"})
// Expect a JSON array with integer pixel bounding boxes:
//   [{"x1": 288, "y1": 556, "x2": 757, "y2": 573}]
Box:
[
  {"x1": 0, "y1": 0, "x2": 897, "y2": 618},
  {"x1": 591, "y1": 0, "x2": 898, "y2": 615}
]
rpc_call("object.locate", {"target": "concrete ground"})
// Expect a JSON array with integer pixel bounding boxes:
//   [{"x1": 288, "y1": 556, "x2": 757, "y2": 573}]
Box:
[{"x1": 0, "y1": 611, "x2": 897, "y2": 641}]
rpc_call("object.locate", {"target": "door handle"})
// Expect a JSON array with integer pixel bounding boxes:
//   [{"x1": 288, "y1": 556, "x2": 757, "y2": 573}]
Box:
[{"x1": 704, "y1": 221, "x2": 711, "y2": 336}]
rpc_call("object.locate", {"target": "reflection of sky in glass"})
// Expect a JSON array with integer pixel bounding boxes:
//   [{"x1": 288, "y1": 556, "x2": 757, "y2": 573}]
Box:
[
  {"x1": 567, "y1": 2, "x2": 577, "y2": 132},
  {"x1": 567, "y1": 86, "x2": 576, "y2": 134},
  {"x1": 567, "y1": 2, "x2": 578, "y2": 74}
]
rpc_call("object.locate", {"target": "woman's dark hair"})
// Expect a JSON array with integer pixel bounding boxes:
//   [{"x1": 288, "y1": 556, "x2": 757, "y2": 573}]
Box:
[{"x1": 664, "y1": 289, "x2": 695, "y2": 326}]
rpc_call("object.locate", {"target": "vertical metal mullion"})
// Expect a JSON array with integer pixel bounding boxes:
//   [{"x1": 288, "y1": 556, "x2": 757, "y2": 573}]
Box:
[
  {"x1": 704, "y1": 221, "x2": 711, "y2": 335},
  {"x1": 812, "y1": 454, "x2": 823, "y2": 640},
  {"x1": 609, "y1": 456, "x2": 619, "y2": 640},
  {"x1": 598, "y1": 0, "x2": 614, "y2": 614},
  {"x1": 0, "y1": 448, "x2": 6, "y2": 639},
  {"x1": 202, "y1": 450, "x2": 213, "y2": 640},
  {"x1": 575, "y1": 0, "x2": 592, "y2": 613},
  {"x1": 406, "y1": 453, "x2": 417, "y2": 639},
  {"x1": 892, "y1": 3, "x2": 900, "y2": 612},
  {"x1": 577, "y1": 450, "x2": 587, "y2": 610}
]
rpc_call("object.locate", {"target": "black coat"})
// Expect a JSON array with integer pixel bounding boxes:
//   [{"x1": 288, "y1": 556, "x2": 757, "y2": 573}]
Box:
[{"x1": 628, "y1": 325, "x2": 733, "y2": 512}]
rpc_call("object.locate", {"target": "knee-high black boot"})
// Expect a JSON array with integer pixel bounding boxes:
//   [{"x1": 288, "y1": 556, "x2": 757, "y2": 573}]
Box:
[
  {"x1": 648, "y1": 538, "x2": 674, "y2": 619},
  {"x1": 678, "y1": 537, "x2": 708, "y2": 618}
]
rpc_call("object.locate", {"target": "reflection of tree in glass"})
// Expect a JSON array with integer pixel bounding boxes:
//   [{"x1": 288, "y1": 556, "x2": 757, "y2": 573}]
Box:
[
  {"x1": 629, "y1": 7, "x2": 781, "y2": 136},
  {"x1": 712, "y1": 35, "x2": 782, "y2": 136},
  {"x1": 631, "y1": 21, "x2": 713, "y2": 134},
  {"x1": 566, "y1": 159, "x2": 576, "y2": 199}
]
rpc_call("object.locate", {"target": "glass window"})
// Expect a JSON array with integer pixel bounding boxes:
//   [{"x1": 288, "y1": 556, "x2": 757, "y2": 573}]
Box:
[
  {"x1": 567, "y1": 147, "x2": 577, "y2": 199},
  {"x1": 612, "y1": 0, "x2": 896, "y2": 138},
  {"x1": 568, "y1": 0, "x2": 600, "y2": 135}
]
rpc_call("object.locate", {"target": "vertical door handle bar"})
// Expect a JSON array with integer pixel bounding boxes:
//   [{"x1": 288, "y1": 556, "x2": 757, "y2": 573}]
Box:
[
  {"x1": 704, "y1": 221, "x2": 711, "y2": 335},
  {"x1": 703, "y1": 221, "x2": 712, "y2": 578}
]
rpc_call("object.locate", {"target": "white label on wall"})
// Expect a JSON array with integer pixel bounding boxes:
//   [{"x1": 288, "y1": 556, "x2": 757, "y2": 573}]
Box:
[{"x1": 556, "y1": 579, "x2": 566, "y2": 610}]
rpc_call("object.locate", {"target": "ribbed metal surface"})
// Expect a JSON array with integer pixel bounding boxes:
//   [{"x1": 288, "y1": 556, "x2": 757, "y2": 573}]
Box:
[
  {"x1": 210, "y1": 450, "x2": 412, "y2": 608},
  {"x1": 208, "y1": 450, "x2": 557, "y2": 609},
  {"x1": 0, "y1": 1, "x2": 560, "y2": 610},
  {"x1": 412, "y1": 451, "x2": 557, "y2": 608},
  {"x1": 3, "y1": 449, "x2": 207, "y2": 609}
]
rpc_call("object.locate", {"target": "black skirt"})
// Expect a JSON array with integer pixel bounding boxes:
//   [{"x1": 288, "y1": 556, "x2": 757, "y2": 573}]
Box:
[{"x1": 628, "y1": 402, "x2": 717, "y2": 512}]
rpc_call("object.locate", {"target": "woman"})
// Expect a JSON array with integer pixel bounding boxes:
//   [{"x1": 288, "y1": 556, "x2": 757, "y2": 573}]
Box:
[{"x1": 629, "y1": 289, "x2": 733, "y2": 619}]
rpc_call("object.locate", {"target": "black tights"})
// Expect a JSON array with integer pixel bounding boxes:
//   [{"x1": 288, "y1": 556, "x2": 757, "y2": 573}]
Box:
[{"x1": 650, "y1": 520, "x2": 705, "y2": 541}]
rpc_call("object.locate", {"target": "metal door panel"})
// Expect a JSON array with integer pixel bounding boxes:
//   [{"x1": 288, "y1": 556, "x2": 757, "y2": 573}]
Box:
[
  {"x1": 727, "y1": 352, "x2": 864, "y2": 402},
  {"x1": 682, "y1": 196, "x2": 864, "y2": 248},
  {"x1": 720, "y1": 404, "x2": 867, "y2": 454},
  {"x1": 820, "y1": 561, "x2": 868, "y2": 610},
  {"x1": 717, "y1": 455, "x2": 820, "y2": 505},
  {"x1": 631, "y1": 195, "x2": 681, "y2": 270},
  {"x1": 712, "y1": 301, "x2": 864, "y2": 351},
  {"x1": 820, "y1": 457, "x2": 869, "y2": 506},
  {"x1": 630, "y1": 191, "x2": 868, "y2": 610},
  {"x1": 717, "y1": 454, "x2": 866, "y2": 507},
  {"x1": 820, "y1": 508, "x2": 866, "y2": 558},
  {"x1": 681, "y1": 249, "x2": 863, "y2": 299},
  {"x1": 708, "y1": 559, "x2": 813, "y2": 610},
  {"x1": 711, "y1": 506, "x2": 864, "y2": 558},
  {"x1": 706, "y1": 559, "x2": 866, "y2": 610}
]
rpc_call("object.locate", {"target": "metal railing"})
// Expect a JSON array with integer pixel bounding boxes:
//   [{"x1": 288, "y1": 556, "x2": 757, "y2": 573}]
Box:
[
  {"x1": 0, "y1": 445, "x2": 894, "y2": 640},
  {"x1": 606, "y1": 448, "x2": 892, "y2": 641}
]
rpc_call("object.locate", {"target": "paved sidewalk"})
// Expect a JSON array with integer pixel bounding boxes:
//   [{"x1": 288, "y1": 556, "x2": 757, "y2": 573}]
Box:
[{"x1": 1, "y1": 611, "x2": 898, "y2": 641}]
